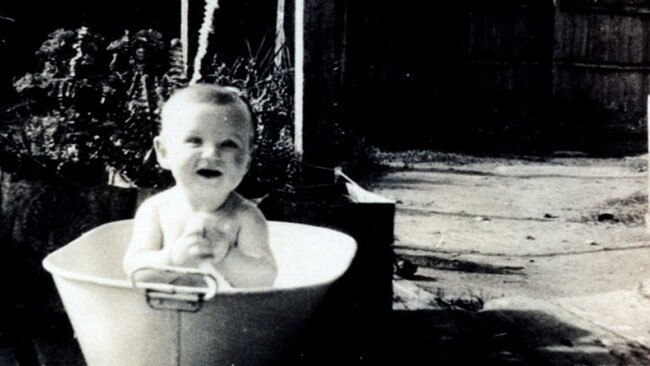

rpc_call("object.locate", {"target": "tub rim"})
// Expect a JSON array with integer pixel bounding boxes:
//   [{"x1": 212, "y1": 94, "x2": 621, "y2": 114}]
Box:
[{"x1": 43, "y1": 220, "x2": 357, "y2": 296}]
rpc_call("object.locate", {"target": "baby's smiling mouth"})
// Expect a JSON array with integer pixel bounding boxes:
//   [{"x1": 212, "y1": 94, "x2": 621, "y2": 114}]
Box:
[{"x1": 196, "y1": 168, "x2": 223, "y2": 179}]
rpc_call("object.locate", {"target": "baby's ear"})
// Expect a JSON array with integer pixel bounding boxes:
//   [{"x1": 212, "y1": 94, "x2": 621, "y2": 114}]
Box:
[
  {"x1": 245, "y1": 155, "x2": 252, "y2": 172},
  {"x1": 245, "y1": 147, "x2": 254, "y2": 172},
  {"x1": 153, "y1": 136, "x2": 170, "y2": 169}
]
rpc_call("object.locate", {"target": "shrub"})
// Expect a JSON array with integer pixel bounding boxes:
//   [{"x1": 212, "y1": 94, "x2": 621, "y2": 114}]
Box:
[{"x1": 0, "y1": 27, "x2": 297, "y2": 194}]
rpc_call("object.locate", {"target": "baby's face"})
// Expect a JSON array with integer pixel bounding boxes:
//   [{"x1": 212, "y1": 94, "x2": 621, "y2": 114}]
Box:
[{"x1": 155, "y1": 103, "x2": 253, "y2": 198}]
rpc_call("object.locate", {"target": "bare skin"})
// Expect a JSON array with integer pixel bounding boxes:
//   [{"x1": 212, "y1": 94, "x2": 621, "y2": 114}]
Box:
[
  {"x1": 123, "y1": 100, "x2": 277, "y2": 288},
  {"x1": 124, "y1": 189, "x2": 277, "y2": 288}
]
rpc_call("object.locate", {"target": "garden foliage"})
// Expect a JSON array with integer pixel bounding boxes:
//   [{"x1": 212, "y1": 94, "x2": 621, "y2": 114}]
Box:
[{"x1": 0, "y1": 27, "x2": 297, "y2": 194}]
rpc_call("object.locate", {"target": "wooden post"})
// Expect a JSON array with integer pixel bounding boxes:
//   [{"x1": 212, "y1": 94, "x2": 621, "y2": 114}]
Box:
[
  {"x1": 550, "y1": 0, "x2": 560, "y2": 97},
  {"x1": 302, "y1": 0, "x2": 343, "y2": 165},
  {"x1": 294, "y1": 0, "x2": 304, "y2": 157},
  {"x1": 275, "y1": 0, "x2": 286, "y2": 69},
  {"x1": 181, "y1": 0, "x2": 189, "y2": 74},
  {"x1": 647, "y1": 95, "x2": 650, "y2": 233}
]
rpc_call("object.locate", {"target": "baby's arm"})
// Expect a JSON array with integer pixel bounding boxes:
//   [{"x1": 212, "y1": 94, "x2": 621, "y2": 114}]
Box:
[
  {"x1": 215, "y1": 207, "x2": 277, "y2": 288},
  {"x1": 123, "y1": 199, "x2": 170, "y2": 279},
  {"x1": 124, "y1": 198, "x2": 219, "y2": 284}
]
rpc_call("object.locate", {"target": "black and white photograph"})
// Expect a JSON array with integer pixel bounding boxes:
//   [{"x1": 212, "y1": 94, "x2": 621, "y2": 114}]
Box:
[{"x1": 0, "y1": 0, "x2": 649, "y2": 365}]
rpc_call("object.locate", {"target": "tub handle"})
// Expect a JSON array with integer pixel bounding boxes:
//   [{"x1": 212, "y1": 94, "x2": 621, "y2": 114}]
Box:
[{"x1": 130, "y1": 266, "x2": 218, "y2": 312}]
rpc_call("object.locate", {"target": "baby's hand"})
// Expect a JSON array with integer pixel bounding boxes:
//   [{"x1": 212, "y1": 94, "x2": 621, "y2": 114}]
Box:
[
  {"x1": 171, "y1": 213, "x2": 231, "y2": 266},
  {"x1": 169, "y1": 234, "x2": 214, "y2": 267}
]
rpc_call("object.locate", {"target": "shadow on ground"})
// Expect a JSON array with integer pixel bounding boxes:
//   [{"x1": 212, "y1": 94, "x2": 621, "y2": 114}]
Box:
[
  {"x1": 2, "y1": 304, "x2": 649, "y2": 365},
  {"x1": 399, "y1": 252, "x2": 525, "y2": 275},
  {"x1": 289, "y1": 303, "x2": 650, "y2": 365},
  {"x1": 387, "y1": 309, "x2": 645, "y2": 366}
]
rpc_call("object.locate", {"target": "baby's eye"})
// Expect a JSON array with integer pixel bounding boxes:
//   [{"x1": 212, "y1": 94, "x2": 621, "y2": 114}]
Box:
[
  {"x1": 220, "y1": 140, "x2": 239, "y2": 149},
  {"x1": 184, "y1": 136, "x2": 202, "y2": 145}
]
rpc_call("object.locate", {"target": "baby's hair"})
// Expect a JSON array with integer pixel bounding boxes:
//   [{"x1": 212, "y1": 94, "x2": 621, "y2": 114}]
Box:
[{"x1": 161, "y1": 84, "x2": 257, "y2": 146}]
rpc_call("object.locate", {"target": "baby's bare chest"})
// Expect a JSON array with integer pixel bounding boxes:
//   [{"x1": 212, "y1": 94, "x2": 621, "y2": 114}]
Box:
[{"x1": 158, "y1": 208, "x2": 240, "y2": 248}]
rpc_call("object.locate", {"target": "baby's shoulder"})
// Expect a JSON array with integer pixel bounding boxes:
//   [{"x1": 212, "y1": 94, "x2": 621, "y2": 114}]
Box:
[
  {"x1": 138, "y1": 189, "x2": 177, "y2": 213},
  {"x1": 231, "y1": 193, "x2": 266, "y2": 224}
]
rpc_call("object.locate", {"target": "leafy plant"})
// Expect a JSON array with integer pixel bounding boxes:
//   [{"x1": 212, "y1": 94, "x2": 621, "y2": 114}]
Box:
[
  {"x1": 1, "y1": 27, "x2": 298, "y2": 194},
  {"x1": 1, "y1": 27, "x2": 177, "y2": 186},
  {"x1": 2, "y1": 28, "x2": 109, "y2": 184},
  {"x1": 202, "y1": 45, "x2": 298, "y2": 194}
]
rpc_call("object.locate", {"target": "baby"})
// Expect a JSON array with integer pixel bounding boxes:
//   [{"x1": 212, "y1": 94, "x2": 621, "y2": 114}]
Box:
[{"x1": 123, "y1": 84, "x2": 278, "y2": 289}]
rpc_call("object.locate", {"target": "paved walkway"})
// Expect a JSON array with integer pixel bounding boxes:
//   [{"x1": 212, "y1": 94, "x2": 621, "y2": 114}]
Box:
[{"x1": 376, "y1": 155, "x2": 650, "y2": 364}]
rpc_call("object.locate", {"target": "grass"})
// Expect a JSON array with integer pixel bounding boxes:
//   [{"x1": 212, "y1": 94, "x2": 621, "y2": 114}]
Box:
[{"x1": 585, "y1": 190, "x2": 647, "y2": 227}]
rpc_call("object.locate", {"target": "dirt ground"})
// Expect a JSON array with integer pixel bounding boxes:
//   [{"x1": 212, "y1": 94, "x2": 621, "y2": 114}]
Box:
[
  {"x1": 372, "y1": 152, "x2": 649, "y2": 300},
  {"x1": 369, "y1": 152, "x2": 650, "y2": 365}
]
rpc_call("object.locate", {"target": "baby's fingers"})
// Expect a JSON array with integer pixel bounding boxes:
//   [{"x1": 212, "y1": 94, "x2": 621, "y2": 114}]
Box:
[{"x1": 188, "y1": 243, "x2": 214, "y2": 259}]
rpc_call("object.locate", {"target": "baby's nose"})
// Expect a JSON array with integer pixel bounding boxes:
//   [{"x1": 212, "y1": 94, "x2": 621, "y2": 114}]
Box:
[{"x1": 201, "y1": 146, "x2": 221, "y2": 160}]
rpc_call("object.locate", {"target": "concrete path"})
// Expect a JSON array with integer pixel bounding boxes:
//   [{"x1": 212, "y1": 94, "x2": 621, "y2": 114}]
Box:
[{"x1": 376, "y1": 154, "x2": 650, "y2": 364}]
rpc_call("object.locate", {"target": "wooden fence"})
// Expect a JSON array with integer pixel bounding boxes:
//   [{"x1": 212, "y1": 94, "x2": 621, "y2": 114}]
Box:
[
  {"x1": 315, "y1": 0, "x2": 650, "y2": 153},
  {"x1": 554, "y1": 1, "x2": 650, "y2": 120}
]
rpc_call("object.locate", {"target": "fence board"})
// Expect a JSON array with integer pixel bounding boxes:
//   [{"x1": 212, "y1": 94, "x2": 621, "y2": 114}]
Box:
[
  {"x1": 462, "y1": 10, "x2": 552, "y2": 61},
  {"x1": 561, "y1": 0, "x2": 650, "y2": 15},
  {"x1": 553, "y1": 1, "x2": 650, "y2": 132},
  {"x1": 337, "y1": 0, "x2": 648, "y2": 151},
  {"x1": 555, "y1": 12, "x2": 650, "y2": 64}
]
